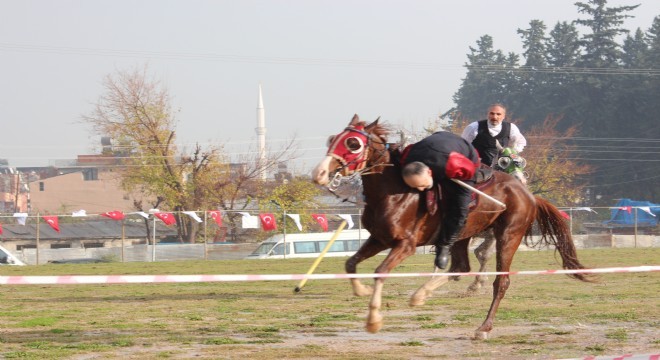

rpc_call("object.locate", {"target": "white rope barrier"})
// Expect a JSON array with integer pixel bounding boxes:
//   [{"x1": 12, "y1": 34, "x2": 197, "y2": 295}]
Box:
[{"x1": 1, "y1": 265, "x2": 658, "y2": 285}]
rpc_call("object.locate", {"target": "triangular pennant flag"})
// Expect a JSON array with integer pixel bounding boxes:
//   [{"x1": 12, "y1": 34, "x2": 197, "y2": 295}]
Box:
[
  {"x1": 72, "y1": 209, "x2": 87, "y2": 217},
  {"x1": 259, "y1": 213, "x2": 277, "y2": 231},
  {"x1": 183, "y1": 211, "x2": 203, "y2": 223},
  {"x1": 239, "y1": 212, "x2": 259, "y2": 229},
  {"x1": 311, "y1": 213, "x2": 328, "y2": 232},
  {"x1": 13, "y1": 213, "x2": 28, "y2": 225},
  {"x1": 574, "y1": 207, "x2": 597, "y2": 214},
  {"x1": 337, "y1": 214, "x2": 354, "y2": 229},
  {"x1": 559, "y1": 211, "x2": 570, "y2": 220},
  {"x1": 208, "y1": 211, "x2": 223, "y2": 227},
  {"x1": 154, "y1": 212, "x2": 176, "y2": 226},
  {"x1": 133, "y1": 211, "x2": 150, "y2": 219},
  {"x1": 617, "y1": 206, "x2": 632, "y2": 214},
  {"x1": 286, "y1": 213, "x2": 303, "y2": 231},
  {"x1": 101, "y1": 210, "x2": 125, "y2": 221},
  {"x1": 639, "y1": 206, "x2": 656, "y2": 217},
  {"x1": 43, "y1": 215, "x2": 60, "y2": 232}
]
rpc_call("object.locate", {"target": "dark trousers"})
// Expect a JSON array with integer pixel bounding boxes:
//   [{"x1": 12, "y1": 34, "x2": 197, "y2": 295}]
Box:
[{"x1": 438, "y1": 178, "x2": 472, "y2": 246}]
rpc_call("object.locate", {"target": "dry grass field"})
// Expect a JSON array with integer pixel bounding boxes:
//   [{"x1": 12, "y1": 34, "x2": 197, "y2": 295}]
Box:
[{"x1": 0, "y1": 247, "x2": 658, "y2": 359}]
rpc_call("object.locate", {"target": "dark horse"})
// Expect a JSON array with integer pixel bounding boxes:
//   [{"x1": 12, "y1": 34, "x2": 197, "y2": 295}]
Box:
[{"x1": 311, "y1": 115, "x2": 592, "y2": 340}]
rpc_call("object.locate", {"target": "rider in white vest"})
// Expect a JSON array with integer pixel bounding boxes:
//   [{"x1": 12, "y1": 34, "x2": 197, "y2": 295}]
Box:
[{"x1": 461, "y1": 103, "x2": 526, "y2": 166}]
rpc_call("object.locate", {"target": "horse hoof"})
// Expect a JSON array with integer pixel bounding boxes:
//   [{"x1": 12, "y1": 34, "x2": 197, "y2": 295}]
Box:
[
  {"x1": 353, "y1": 286, "x2": 374, "y2": 297},
  {"x1": 409, "y1": 297, "x2": 426, "y2": 307},
  {"x1": 409, "y1": 290, "x2": 429, "y2": 306},
  {"x1": 466, "y1": 283, "x2": 481, "y2": 294},
  {"x1": 473, "y1": 331, "x2": 489, "y2": 340},
  {"x1": 366, "y1": 321, "x2": 383, "y2": 333},
  {"x1": 354, "y1": 289, "x2": 373, "y2": 297}
]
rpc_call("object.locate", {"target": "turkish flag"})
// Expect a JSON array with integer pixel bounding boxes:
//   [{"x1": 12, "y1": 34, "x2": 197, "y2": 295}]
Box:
[
  {"x1": 43, "y1": 215, "x2": 60, "y2": 232},
  {"x1": 101, "y1": 210, "x2": 125, "y2": 221},
  {"x1": 208, "y1": 211, "x2": 222, "y2": 227},
  {"x1": 618, "y1": 206, "x2": 632, "y2": 214},
  {"x1": 154, "y1": 212, "x2": 177, "y2": 226},
  {"x1": 259, "y1": 213, "x2": 277, "y2": 231},
  {"x1": 311, "y1": 213, "x2": 328, "y2": 231}
]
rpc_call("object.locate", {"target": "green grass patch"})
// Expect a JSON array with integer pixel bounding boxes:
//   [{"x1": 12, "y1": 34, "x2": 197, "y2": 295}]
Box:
[
  {"x1": 17, "y1": 317, "x2": 58, "y2": 327},
  {"x1": 0, "y1": 248, "x2": 656, "y2": 359},
  {"x1": 605, "y1": 329, "x2": 628, "y2": 341}
]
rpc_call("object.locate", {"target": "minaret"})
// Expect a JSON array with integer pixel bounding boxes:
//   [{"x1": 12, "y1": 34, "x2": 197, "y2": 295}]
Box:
[{"x1": 255, "y1": 84, "x2": 267, "y2": 180}]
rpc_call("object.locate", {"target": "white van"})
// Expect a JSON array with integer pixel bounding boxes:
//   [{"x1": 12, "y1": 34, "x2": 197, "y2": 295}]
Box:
[
  {"x1": 245, "y1": 229, "x2": 372, "y2": 259},
  {"x1": 0, "y1": 245, "x2": 26, "y2": 266}
]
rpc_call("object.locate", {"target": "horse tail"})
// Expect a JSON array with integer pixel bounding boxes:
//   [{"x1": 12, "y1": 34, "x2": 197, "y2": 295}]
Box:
[{"x1": 533, "y1": 196, "x2": 596, "y2": 283}]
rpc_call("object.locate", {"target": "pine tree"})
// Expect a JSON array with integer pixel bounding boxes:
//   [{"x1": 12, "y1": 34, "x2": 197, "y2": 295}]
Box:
[
  {"x1": 452, "y1": 35, "x2": 515, "y2": 120},
  {"x1": 574, "y1": 0, "x2": 640, "y2": 67}
]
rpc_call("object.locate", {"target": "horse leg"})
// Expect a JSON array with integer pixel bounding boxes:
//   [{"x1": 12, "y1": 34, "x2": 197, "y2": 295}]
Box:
[
  {"x1": 410, "y1": 238, "x2": 469, "y2": 306},
  {"x1": 409, "y1": 271, "x2": 449, "y2": 306},
  {"x1": 366, "y1": 242, "x2": 416, "y2": 333},
  {"x1": 466, "y1": 231, "x2": 496, "y2": 294},
  {"x1": 346, "y1": 237, "x2": 388, "y2": 297},
  {"x1": 474, "y1": 228, "x2": 524, "y2": 340}
]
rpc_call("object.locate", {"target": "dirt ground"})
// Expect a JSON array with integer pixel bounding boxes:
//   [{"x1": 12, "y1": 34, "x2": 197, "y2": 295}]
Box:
[{"x1": 90, "y1": 307, "x2": 658, "y2": 360}]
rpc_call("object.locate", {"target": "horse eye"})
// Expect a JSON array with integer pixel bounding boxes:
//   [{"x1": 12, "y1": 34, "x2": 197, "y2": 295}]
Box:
[
  {"x1": 344, "y1": 137, "x2": 364, "y2": 153},
  {"x1": 326, "y1": 135, "x2": 336, "y2": 147}
]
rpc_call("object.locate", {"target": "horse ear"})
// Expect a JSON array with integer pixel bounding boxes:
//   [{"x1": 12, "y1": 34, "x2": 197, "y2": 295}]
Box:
[
  {"x1": 365, "y1": 116, "x2": 380, "y2": 130},
  {"x1": 349, "y1": 114, "x2": 360, "y2": 126}
]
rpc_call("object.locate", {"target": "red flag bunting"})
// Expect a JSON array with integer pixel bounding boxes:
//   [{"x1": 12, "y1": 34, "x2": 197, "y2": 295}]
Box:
[
  {"x1": 559, "y1": 211, "x2": 570, "y2": 220},
  {"x1": 154, "y1": 212, "x2": 176, "y2": 226},
  {"x1": 43, "y1": 215, "x2": 60, "y2": 232},
  {"x1": 208, "y1": 211, "x2": 222, "y2": 227},
  {"x1": 101, "y1": 210, "x2": 125, "y2": 221},
  {"x1": 618, "y1": 206, "x2": 632, "y2": 214},
  {"x1": 311, "y1": 213, "x2": 328, "y2": 231},
  {"x1": 259, "y1": 213, "x2": 277, "y2": 231}
]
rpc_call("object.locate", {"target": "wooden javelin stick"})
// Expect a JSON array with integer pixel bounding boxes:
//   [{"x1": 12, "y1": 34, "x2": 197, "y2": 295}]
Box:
[
  {"x1": 450, "y1": 178, "x2": 507, "y2": 209},
  {"x1": 294, "y1": 220, "x2": 348, "y2": 293}
]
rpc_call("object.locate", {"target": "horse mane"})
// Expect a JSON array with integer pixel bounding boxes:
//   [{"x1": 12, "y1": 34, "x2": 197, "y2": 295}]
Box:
[{"x1": 355, "y1": 120, "x2": 392, "y2": 141}]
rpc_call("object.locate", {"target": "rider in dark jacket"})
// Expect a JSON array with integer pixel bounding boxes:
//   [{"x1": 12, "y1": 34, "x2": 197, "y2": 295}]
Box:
[{"x1": 400, "y1": 131, "x2": 480, "y2": 269}]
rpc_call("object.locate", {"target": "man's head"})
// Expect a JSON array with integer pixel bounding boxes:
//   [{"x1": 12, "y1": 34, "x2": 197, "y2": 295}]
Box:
[
  {"x1": 402, "y1": 161, "x2": 433, "y2": 191},
  {"x1": 487, "y1": 104, "x2": 507, "y2": 126}
]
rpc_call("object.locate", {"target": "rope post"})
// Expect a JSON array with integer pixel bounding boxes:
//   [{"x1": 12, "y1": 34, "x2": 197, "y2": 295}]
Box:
[{"x1": 294, "y1": 220, "x2": 347, "y2": 293}]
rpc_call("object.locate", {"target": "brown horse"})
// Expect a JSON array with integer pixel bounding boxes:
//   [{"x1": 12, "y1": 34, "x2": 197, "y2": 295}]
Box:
[{"x1": 311, "y1": 115, "x2": 592, "y2": 340}]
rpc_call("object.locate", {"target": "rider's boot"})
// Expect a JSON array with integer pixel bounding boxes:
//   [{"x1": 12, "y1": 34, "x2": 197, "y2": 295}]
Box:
[{"x1": 434, "y1": 229, "x2": 460, "y2": 270}]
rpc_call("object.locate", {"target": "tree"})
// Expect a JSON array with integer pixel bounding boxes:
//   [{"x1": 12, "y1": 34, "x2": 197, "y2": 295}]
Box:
[
  {"x1": 546, "y1": 21, "x2": 581, "y2": 68},
  {"x1": 574, "y1": 0, "x2": 640, "y2": 67},
  {"x1": 515, "y1": 20, "x2": 551, "y2": 123},
  {"x1": 518, "y1": 20, "x2": 548, "y2": 68},
  {"x1": 541, "y1": 21, "x2": 583, "y2": 129},
  {"x1": 522, "y1": 116, "x2": 592, "y2": 205},
  {"x1": 452, "y1": 35, "x2": 517, "y2": 120},
  {"x1": 83, "y1": 66, "x2": 298, "y2": 243},
  {"x1": 260, "y1": 176, "x2": 324, "y2": 234}
]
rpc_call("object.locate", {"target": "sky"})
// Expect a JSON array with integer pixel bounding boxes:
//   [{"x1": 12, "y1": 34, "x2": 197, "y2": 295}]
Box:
[{"x1": 0, "y1": 0, "x2": 657, "y2": 174}]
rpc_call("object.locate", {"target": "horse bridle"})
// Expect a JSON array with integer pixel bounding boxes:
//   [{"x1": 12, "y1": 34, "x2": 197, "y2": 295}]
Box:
[{"x1": 326, "y1": 126, "x2": 391, "y2": 192}]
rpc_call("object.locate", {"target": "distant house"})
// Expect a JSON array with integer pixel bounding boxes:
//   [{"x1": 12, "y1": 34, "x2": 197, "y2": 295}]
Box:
[
  {"x1": 27, "y1": 169, "x2": 145, "y2": 214},
  {"x1": 9, "y1": 154, "x2": 152, "y2": 214}
]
